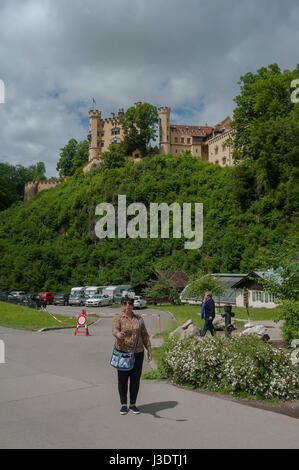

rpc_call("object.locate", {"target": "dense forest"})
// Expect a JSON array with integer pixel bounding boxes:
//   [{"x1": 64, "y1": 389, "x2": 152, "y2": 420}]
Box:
[
  {"x1": 0, "y1": 152, "x2": 297, "y2": 292},
  {"x1": 0, "y1": 64, "x2": 298, "y2": 292}
]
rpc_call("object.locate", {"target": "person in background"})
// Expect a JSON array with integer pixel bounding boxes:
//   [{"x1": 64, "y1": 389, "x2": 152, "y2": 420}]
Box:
[
  {"x1": 112, "y1": 297, "x2": 152, "y2": 415},
  {"x1": 201, "y1": 291, "x2": 216, "y2": 337}
]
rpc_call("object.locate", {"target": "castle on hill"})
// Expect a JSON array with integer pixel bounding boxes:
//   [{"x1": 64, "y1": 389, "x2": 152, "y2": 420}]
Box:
[
  {"x1": 84, "y1": 101, "x2": 233, "y2": 172},
  {"x1": 24, "y1": 102, "x2": 234, "y2": 201}
]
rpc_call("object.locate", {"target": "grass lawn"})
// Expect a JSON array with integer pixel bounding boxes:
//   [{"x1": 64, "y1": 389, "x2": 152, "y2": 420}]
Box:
[
  {"x1": 151, "y1": 304, "x2": 204, "y2": 328},
  {"x1": 151, "y1": 303, "x2": 282, "y2": 324},
  {"x1": 0, "y1": 302, "x2": 77, "y2": 331},
  {"x1": 232, "y1": 306, "x2": 282, "y2": 321}
]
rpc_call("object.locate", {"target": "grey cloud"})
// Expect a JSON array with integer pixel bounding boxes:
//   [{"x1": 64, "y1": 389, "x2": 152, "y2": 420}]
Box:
[{"x1": 0, "y1": 0, "x2": 298, "y2": 176}]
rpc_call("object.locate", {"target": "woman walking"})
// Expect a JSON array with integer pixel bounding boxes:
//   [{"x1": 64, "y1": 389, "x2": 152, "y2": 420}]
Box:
[{"x1": 112, "y1": 297, "x2": 152, "y2": 415}]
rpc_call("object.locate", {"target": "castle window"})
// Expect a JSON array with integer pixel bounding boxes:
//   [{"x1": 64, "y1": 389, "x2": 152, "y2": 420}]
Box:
[
  {"x1": 215, "y1": 160, "x2": 219, "y2": 165},
  {"x1": 112, "y1": 128, "x2": 120, "y2": 135},
  {"x1": 215, "y1": 146, "x2": 219, "y2": 155},
  {"x1": 175, "y1": 137, "x2": 178, "y2": 143},
  {"x1": 181, "y1": 138, "x2": 184, "y2": 143},
  {"x1": 222, "y1": 157, "x2": 226, "y2": 165},
  {"x1": 111, "y1": 137, "x2": 120, "y2": 144},
  {"x1": 187, "y1": 138, "x2": 190, "y2": 144}
]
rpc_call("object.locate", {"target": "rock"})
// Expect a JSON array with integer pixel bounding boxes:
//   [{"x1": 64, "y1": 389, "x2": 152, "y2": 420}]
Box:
[
  {"x1": 185, "y1": 324, "x2": 202, "y2": 338},
  {"x1": 170, "y1": 319, "x2": 201, "y2": 339},
  {"x1": 291, "y1": 339, "x2": 299, "y2": 349},
  {"x1": 212, "y1": 315, "x2": 226, "y2": 331},
  {"x1": 241, "y1": 324, "x2": 268, "y2": 339},
  {"x1": 181, "y1": 319, "x2": 194, "y2": 330},
  {"x1": 212, "y1": 315, "x2": 235, "y2": 331},
  {"x1": 290, "y1": 349, "x2": 299, "y2": 366}
]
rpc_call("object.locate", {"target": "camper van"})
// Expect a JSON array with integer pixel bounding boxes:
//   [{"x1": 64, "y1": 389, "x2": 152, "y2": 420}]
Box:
[
  {"x1": 84, "y1": 286, "x2": 105, "y2": 299},
  {"x1": 103, "y1": 285, "x2": 132, "y2": 303},
  {"x1": 70, "y1": 287, "x2": 86, "y2": 296}
]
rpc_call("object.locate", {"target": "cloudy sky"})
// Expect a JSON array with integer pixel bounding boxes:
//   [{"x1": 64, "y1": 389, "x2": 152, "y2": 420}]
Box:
[{"x1": 0, "y1": 0, "x2": 299, "y2": 176}]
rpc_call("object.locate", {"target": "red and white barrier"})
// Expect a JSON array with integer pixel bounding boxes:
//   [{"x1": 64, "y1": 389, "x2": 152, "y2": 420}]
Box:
[{"x1": 74, "y1": 309, "x2": 89, "y2": 336}]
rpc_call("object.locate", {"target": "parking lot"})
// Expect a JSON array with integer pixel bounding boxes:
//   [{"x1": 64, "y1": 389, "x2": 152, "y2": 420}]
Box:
[{"x1": 47, "y1": 304, "x2": 177, "y2": 334}]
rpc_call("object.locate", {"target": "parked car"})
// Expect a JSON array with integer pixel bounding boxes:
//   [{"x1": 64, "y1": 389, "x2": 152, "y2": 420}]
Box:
[
  {"x1": 38, "y1": 292, "x2": 55, "y2": 305},
  {"x1": 22, "y1": 295, "x2": 39, "y2": 309},
  {"x1": 133, "y1": 296, "x2": 147, "y2": 309},
  {"x1": 9, "y1": 291, "x2": 26, "y2": 299},
  {"x1": 53, "y1": 294, "x2": 69, "y2": 306},
  {"x1": 113, "y1": 293, "x2": 123, "y2": 304},
  {"x1": 68, "y1": 294, "x2": 86, "y2": 306},
  {"x1": 0, "y1": 291, "x2": 8, "y2": 302},
  {"x1": 85, "y1": 294, "x2": 113, "y2": 307}
]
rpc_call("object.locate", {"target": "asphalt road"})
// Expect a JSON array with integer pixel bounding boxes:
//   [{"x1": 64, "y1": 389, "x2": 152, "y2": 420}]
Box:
[
  {"x1": 46, "y1": 304, "x2": 177, "y2": 334},
  {"x1": 0, "y1": 314, "x2": 298, "y2": 450}
]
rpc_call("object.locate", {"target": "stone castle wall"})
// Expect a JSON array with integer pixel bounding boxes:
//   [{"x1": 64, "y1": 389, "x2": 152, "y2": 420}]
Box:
[{"x1": 24, "y1": 178, "x2": 67, "y2": 203}]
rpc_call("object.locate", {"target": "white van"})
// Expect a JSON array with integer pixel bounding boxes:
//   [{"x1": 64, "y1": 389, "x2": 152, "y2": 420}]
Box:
[
  {"x1": 103, "y1": 285, "x2": 133, "y2": 303},
  {"x1": 84, "y1": 286, "x2": 104, "y2": 299},
  {"x1": 70, "y1": 287, "x2": 86, "y2": 297}
]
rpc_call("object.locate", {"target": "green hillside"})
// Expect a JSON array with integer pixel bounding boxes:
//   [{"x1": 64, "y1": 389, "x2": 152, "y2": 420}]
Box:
[{"x1": 0, "y1": 154, "x2": 297, "y2": 293}]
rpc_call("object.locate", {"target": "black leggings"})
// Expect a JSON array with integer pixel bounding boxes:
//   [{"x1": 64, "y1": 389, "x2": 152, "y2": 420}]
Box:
[{"x1": 117, "y1": 351, "x2": 144, "y2": 405}]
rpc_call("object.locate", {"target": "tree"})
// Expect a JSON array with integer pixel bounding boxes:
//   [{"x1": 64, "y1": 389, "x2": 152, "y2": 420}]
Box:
[
  {"x1": 255, "y1": 251, "x2": 299, "y2": 343},
  {"x1": 257, "y1": 255, "x2": 299, "y2": 302},
  {"x1": 231, "y1": 63, "x2": 299, "y2": 198},
  {"x1": 118, "y1": 102, "x2": 159, "y2": 157},
  {"x1": 57, "y1": 139, "x2": 89, "y2": 177},
  {"x1": 143, "y1": 274, "x2": 177, "y2": 305},
  {"x1": 33, "y1": 162, "x2": 46, "y2": 181},
  {"x1": 0, "y1": 161, "x2": 47, "y2": 211},
  {"x1": 183, "y1": 272, "x2": 224, "y2": 302},
  {"x1": 102, "y1": 144, "x2": 127, "y2": 169}
]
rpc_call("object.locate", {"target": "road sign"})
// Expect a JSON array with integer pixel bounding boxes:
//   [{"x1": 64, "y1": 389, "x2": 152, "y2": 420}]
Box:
[{"x1": 74, "y1": 310, "x2": 89, "y2": 336}]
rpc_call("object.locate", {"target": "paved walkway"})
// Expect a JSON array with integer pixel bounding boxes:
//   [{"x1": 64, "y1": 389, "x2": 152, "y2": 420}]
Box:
[
  {"x1": 0, "y1": 316, "x2": 298, "y2": 449},
  {"x1": 234, "y1": 318, "x2": 284, "y2": 341}
]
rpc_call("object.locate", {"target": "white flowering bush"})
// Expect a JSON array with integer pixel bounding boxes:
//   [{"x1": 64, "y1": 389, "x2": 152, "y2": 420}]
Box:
[{"x1": 162, "y1": 335, "x2": 299, "y2": 401}]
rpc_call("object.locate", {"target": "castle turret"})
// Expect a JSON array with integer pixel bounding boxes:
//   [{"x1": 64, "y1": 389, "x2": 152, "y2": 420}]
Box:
[
  {"x1": 158, "y1": 107, "x2": 171, "y2": 154},
  {"x1": 88, "y1": 110, "x2": 102, "y2": 161}
]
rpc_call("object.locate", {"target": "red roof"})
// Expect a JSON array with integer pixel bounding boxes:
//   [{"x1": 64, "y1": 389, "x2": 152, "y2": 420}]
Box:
[{"x1": 170, "y1": 125, "x2": 213, "y2": 136}]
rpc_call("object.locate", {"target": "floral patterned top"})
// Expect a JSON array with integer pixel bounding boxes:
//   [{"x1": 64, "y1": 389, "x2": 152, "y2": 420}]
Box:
[{"x1": 112, "y1": 313, "x2": 151, "y2": 353}]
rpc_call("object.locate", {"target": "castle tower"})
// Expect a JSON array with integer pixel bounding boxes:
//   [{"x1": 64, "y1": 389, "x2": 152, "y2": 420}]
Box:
[
  {"x1": 88, "y1": 110, "x2": 102, "y2": 161},
  {"x1": 158, "y1": 107, "x2": 171, "y2": 154}
]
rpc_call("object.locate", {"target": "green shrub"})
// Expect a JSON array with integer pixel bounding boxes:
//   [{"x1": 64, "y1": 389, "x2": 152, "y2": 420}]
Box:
[
  {"x1": 163, "y1": 335, "x2": 299, "y2": 401},
  {"x1": 279, "y1": 300, "x2": 299, "y2": 344}
]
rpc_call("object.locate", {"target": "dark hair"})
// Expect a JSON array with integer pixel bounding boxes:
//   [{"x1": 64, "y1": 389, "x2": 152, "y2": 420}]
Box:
[
  {"x1": 127, "y1": 298, "x2": 134, "y2": 305},
  {"x1": 121, "y1": 297, "x2": 127, "y2": 305}
]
